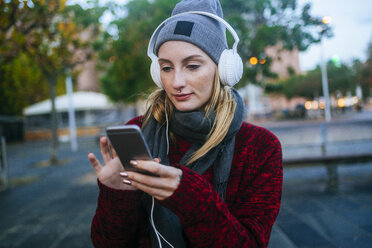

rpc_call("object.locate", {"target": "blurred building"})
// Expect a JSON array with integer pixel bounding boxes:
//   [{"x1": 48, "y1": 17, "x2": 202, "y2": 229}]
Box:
[
  {"x1": 73, "y1": 25, "x2": 100, "y2": 92},
  {"x1": 23, "y1": 92, "x2": 136, "y2": 141},
  {"x1": 244, "y1": 43, "x2": 305, "y2": 119},
  {"x1": 265, "y1": 42, "x2": 302, "y2": 78},
  {"x1": 75, "y1": 59, "x2": 100, "y2": 92},
  {"x1": 267, "y1": 43, "x2": 306, "y2": 116}
]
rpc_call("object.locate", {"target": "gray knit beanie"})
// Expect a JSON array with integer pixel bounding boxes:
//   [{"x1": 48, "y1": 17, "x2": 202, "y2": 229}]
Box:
[{"x1": 155, "y1": 0, "x2": 228, "y2": 65}]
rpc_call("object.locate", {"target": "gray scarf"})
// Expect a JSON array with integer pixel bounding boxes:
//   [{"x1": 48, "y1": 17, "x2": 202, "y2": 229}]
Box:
[{"x1": 142, "y1": 89, "x2": 244, "y2": 248}]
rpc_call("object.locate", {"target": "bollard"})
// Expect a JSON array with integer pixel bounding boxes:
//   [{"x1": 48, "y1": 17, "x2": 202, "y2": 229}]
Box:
[
  {"x1": 320, "y1": 122, "x2": 327, "y2": 156},
  {"x1": 320, "y1": 123, "x2": 338, "y2": 192},
  {"x1": 0, "y1": 136, "x2": 8, "y2": 190}
]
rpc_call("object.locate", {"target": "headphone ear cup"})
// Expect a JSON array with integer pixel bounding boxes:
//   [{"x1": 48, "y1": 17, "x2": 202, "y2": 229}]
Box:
[
  {"x1": 218, "y1": 49, "x2": 243, "y2": 87},
  {"x1": 150, "y1": 58, "x2": 163, "y2": 88}
]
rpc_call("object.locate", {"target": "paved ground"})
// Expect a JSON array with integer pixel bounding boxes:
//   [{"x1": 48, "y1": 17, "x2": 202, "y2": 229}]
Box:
[
  {"x1": 1, "y1": 110, "x2": 372, "y2": 248},
  {"x1": 269, "y1": 163, "x2": 372, "y2": 248}
]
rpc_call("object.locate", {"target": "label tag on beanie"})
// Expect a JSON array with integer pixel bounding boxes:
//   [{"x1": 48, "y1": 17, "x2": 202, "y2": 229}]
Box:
[{"x1": 174, "y1": 21, "x2": 194, "y2": 37}]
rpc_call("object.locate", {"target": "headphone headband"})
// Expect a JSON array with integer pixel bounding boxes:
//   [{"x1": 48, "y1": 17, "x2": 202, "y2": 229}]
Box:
[{"x1": 147, "y1": 11, "x2": 240, "y2": 60}]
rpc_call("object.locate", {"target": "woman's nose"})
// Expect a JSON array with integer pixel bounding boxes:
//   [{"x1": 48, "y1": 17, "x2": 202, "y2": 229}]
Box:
[{"x1": 172, "y1": 70, "x2": 187, "y2": 89}]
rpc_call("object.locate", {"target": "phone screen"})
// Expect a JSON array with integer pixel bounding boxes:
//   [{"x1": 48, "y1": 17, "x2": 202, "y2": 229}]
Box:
[{"x1": 106, "y1": 125, "x2": 154, "y2": 175}]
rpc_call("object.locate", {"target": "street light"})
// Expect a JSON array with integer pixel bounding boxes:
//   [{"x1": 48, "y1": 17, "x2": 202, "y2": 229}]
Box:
[
  {"x1": 322, "y1": 16, "x2": 332, "y2": 25},
  {"x1": 317, "y1": 16, "x2": 333, "y2": 163},
  {"x1": 65, "y1": 71, "x2": 78, "y2": 152},
  {"x1": 320, "y1": 16, "x2": 332, "y2": 122}
]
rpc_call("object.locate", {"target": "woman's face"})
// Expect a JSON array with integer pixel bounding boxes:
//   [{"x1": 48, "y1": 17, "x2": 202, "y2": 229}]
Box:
[{"x1": 158, "y1": 41, "x2": 216, "y2": 112}]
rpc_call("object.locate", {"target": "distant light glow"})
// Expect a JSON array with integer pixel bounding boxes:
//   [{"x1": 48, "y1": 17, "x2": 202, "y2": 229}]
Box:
[
  {"x1": 322, "y1": 16, "x2": 332, "y2": 24},
  {"x1": 337, "y1": 98, "x2": 345, "y2": 108},
  {"x1": 311, "y1": 100, "x2": 319, "y2": 110},
  {"x1": 249, "y1": 57, "x2": 258, "y2": 65},
  {"x1": 319, "y1": 101, "x2": 325, "y2": 109},
  {"x1": 331, "y1": 54, "x2": 341, "y2": 67}
]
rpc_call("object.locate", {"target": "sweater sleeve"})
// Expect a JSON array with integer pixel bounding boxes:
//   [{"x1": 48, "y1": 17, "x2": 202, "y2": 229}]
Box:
[
  {"x1": 91, "y1": 180, "x2": 151, "y2": 247},
  {"x1": 160, "y1": 126, "x2": 283, "y2": 248},
  {"x1": 91, "y1": 116, "x2": 151, "y2": 248}
]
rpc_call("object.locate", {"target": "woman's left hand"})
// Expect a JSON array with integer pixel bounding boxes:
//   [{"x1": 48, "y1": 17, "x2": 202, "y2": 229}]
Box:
[{"x1": 120, "y1": 158, "x2": 182, "y2": 201}]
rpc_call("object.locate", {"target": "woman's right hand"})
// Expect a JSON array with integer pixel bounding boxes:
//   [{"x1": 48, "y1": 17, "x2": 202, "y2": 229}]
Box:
[{"x1": 88, "y1": 136, "x2": 137, "y2": 191}]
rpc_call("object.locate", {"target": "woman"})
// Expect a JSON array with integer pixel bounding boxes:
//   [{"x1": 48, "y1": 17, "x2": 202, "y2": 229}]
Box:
[{"x1": 88, "y1": 0, "x2": 282, "y2": 247}]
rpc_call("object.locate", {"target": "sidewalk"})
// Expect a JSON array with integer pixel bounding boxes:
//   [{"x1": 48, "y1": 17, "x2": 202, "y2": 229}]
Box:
[
  {"x1": 1, "y1": 113, "x2": 372, "y2": 247},
  {"x1": 269, "y1": 163, "x2": 372, "y2": 248},
  {"x1": 0, "y1": 139, "x2": 99, "y2": 248},
  {"x1": 266, "y1": 110, "x2": 372, "y2": 247}
]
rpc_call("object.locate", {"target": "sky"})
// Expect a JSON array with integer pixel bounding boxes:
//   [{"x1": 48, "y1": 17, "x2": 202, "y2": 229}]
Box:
[
  {"x1": 297, "y1": 0, "x2": 372, "y2": 71},
  {"x1": 69, "y1": 0, "x2": 372, "y2": 72}
]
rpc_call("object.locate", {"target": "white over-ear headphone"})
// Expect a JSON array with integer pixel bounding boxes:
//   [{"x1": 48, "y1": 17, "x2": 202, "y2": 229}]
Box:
[{"x1": 147, "y1": 11, "x2": 243, "y2": 88}]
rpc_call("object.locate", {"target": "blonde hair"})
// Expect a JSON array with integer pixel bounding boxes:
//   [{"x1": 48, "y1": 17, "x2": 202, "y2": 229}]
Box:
[{"x1": 144, "y1": 69, "x2": 236, "y2": 165}]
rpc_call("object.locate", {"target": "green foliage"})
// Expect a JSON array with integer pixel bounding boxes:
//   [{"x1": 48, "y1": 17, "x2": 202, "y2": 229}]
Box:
[
  {"x1": 0, "y1": 0, "x2": 105, "y2": 116},
  {"x1": 267, "y1": 61, "x2": 360, "y2": 99},
  {"x1": 0, "y1": 53, "x2": 65, "y2": 116},
  {"x1": 99, "y1": 0, "x2": 177, "y2": 103},
  {"x1": 0, "y1": 0, "x2": 106, "y2": 162},
  {"x1": 65, "y1": 0, "x2": 106, "y2": 28},
  {"x1": 327, "y1": 63, "x2": 354, "y2": 95},
  {"x1": 359, "y1": 40, "x2": 372, "y2": 96}
]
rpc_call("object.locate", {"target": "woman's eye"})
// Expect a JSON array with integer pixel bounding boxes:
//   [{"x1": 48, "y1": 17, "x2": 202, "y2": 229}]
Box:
[
  {"x1": 161, "y1": 66, "x2": 172, "y2": 72},
  {"x1": 187, "y1": 64, "x2": 200, "y2": 70}
]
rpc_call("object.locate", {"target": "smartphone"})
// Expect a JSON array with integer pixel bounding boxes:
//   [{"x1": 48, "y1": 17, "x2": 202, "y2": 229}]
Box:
[{"x1": 106, "y1": 125, "x2": 154, "y2": 175}]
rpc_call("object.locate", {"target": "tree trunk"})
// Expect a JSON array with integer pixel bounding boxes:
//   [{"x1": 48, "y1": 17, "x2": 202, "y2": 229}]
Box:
[{"x1": 48, "y1": 75, "x2": 58, "y2": 164}]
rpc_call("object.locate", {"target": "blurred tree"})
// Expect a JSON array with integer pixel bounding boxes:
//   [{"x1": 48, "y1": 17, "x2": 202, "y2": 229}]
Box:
[
  {"x1": 0, "y1": 0, "x2": 106, "y2": 163},
  {"x1": 268, "y1": 36, "x2": 372, "y2": 101},
  {"x1": 267, "y1": 61, "x2": 357, "y2": 99},
  {"x1": 99, "y1": 0, "x2": 178, "y2": 104},
  {"x1": 0, "y1": 53, "x2": 65, "y2": 116},
  {"x1": 359, "y1": 40, "x2": 372, "y2": 97},
  {"x1": 327, "y1": 63, "x2": 354, "y2": 95},
  {"x1": 220, "y1": 0, "x2": 332, "y2": 85},
  {"x1": 99, "y1": 0, "x2": 329, "y2": 103},
  {"x1": 266, "y1": 68, "x2": 320, "y2": 99}
]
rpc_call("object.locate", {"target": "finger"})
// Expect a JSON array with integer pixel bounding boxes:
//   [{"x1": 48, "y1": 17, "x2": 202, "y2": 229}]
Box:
[
  {"x1": 88, "y1": 152, "x2": 102, "y2": 174},
  {"x1": 100, "y1": 136, "x2": 111, "y2": 163},
  {"x1": 124, "y1": 179, "x2": 171, "y2": 201},
  {"x1": 132, "y1": 160, "x2": 179, "y2": 177},
  {"x1": 153, "y1": 158, "x2": 161, "y2": 163},
  {"x1": 109, "y1": 142, "x2": 118, "y2": 158},
  {"x1": 124, "y1": 171, "x2": 178, "y2": 191}
]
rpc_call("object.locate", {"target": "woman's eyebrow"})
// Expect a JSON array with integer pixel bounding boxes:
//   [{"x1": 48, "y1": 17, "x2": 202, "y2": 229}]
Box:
[
  {"x1": 158, "y1": 55, "x2": 204, "y2": 64},
  {"x1": 182, "y1": 55, "x2": 203, "y2": 63},
  {"x1": 158, "y1": 58, "x2": 172, "y2": 64}
]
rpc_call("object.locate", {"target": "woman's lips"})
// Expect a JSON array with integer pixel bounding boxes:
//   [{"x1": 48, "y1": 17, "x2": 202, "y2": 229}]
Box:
[{"x1": 174, "y1": 93, "x2": 192, "y2": 101}]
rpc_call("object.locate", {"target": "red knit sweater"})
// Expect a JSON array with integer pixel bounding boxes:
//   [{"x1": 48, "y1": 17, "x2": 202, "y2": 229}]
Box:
[{"x1": 91, "y1": 116, "x2": 283, "y2": 247}]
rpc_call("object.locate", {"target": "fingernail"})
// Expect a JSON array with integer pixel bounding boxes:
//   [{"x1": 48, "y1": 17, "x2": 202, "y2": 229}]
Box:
[
  {"x1": 130, "y1": 160, "x2": 138, "y2": 166},
  {"x1": 120, "y1": 172, "x2": 128, "y2": 177},
  {"x1": 123, "y1": 179, "x2": 131, "y2": 185}
]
